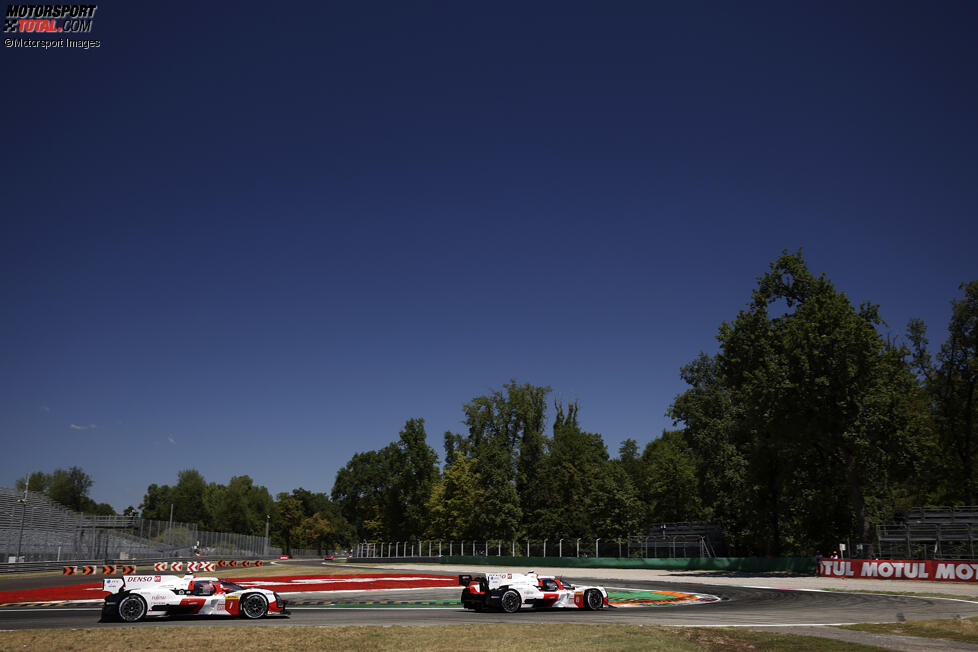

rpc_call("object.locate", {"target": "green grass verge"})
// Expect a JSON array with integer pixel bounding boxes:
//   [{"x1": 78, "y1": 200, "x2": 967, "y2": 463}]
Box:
[
  {"x1": 820, "y1": 587, "x2": 978, "y2": 602},
  {"x1": 0, "y1": 624, "x2": 882, "y2": 651},
  {"x1": 842, "y1": 616, "x2": 978, "y2": 645}
]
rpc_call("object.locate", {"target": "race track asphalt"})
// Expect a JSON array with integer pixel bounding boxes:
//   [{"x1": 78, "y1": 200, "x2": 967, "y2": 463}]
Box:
[{"x1": 2, "y1": 564, "x2": 978, "y2": 630}]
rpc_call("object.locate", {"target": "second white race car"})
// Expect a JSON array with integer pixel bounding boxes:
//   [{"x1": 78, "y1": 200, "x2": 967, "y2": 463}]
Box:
[
  {"x1": 459, "y1": 571, "x2": 609, "y2": 612},
  {"x1": 100, "y1": 574, "x2": 288, "y2": 622}
]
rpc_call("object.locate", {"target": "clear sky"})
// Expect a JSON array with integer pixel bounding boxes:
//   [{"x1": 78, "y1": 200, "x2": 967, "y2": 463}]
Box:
[{"x1": 2, "y1": 1, "x2": 976, "y2": 513}]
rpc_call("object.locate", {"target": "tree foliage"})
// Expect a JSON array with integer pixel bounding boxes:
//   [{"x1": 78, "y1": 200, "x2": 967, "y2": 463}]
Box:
[
  {"x1": 27, "y1": 260, "x2": 974, "y2": 559},
  {"x1": 331, "y1": 418, "x2": 439, "y2": 540},
  {"x1": 670, "y1": 251, "x2": 929, "y2": 554},
  {"x1": 17, "y1": 466, "x2": 114, "y2": 515},
  {"x1": 909, "y1": 281, "x2": 978, "y2": 503}
]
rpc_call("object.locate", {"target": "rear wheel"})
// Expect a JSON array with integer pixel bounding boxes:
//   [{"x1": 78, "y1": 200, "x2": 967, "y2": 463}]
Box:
[
  {"x1": 118, "y1": 594, "x2": 147, "y2": 622},
  {"x1": 240, "y1": 593, "x2": 268, "y2": 619},
  {"x1": 584, "y1": 589, "x2": 603, "y2": 610},
  {"x1": 500, "y1": 589, "x2": 521, "y2": 613}
]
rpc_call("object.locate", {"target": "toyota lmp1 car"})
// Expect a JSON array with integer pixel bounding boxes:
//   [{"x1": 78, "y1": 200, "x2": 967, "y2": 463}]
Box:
[
  {"x1": 459, "y1": 571, "x2": 609, "y2": 612},
  {"x1": 101, "y1": 574, "x2": 288, "y2": 622}
]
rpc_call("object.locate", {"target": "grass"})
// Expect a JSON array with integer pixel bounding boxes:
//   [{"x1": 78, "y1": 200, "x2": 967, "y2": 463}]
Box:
[
  {"x1": 842, "y1": 615, "x2": 978, "y2": 645},
  {"x1": 0, "y1": 624, "x2": 881, "y2": 651}
]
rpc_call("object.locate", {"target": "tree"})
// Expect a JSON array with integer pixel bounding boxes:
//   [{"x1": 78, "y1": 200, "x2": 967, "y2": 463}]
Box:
[
  {"x1": 391, "y1": 418, "x2": 439, "y2": 538},
  {"x1": 139, "y1": 483, "x2": 173, "y2": 521},
  {"x1": 18, "y1": 467, "x2": 110, "y2": 514},
  {"x1": 46, "y1": 467, "x2": 93, "y2": 512},
  {"x1": 331, "y1": 446, "x2": 399, "y2": 540},
  {"x1": 587, "y1": 462, "x2": 641, "y2": 539},
  {"x1": 291, "y1": 513, "x2": 339, "y2": 553},
  {"x1": 452, "y1": 381, "x2": 551, "y2": 538},
  {"x1": 525, "y1": 402, "x2": 614, "y2": 539},
  {"x1": 274, "y1": 489, "x2": 355, "y2": 553},
  {"x1": 425, "y1": 452, "x2": 485, "y2": 539},
  {"x1": 671, "y1": 251, "x2": 926, "y2": 554},
  {"x1": 170, "y1": 469, "x2": 207, "y2": 526},
  {"x1": 909, "y1": 281, "x2": 978, "y2": 503},
  {"x1": 641, "y1": 430, "x2": 702, "y2": 523},
  {"x1": 208, "y1": 476, "x2": 274, "y2": 536},
  {"x1": 275, "y1": 496, "x2": 305, "y2": 554}
]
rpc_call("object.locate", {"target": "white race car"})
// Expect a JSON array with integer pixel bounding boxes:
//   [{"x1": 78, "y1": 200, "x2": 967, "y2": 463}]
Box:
[
  {"x1": 100, "y1": 574, "x2": 288, "y2": 622},
  {"x1": 459, "y1": 571, "x2": 609, "y2": 612}
]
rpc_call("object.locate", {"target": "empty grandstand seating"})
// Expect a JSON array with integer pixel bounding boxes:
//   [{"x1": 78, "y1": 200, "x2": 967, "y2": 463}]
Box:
[
  {"x1": 1, "y1": 487, "x2": 271, "y2": 563},
  {"x1": 877, "y1": 506, "x2": 978, "y2": 560},
  {"x1": 627, "y1": 522, "x2": 722, "y2": 558}
]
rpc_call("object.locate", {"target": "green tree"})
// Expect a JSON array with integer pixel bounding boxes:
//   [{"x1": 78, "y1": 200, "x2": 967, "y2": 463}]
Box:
[
  {"x1": 587, "y1": 462, "x2": 641, "y2": 539},
  {"x1": 274, "y1": 489, "x2": 355, "y2": 553},
  {"x1": 275, "y1": 495, "x2": 305, "y2": 554},
  {"x1": 19, "y1": 467, "x2": 110, "y2": 514},
  {"x1": 543, "y1": 403, "x2": 613, "y2": 538},
  {"x1": 425, "y1": 452, "x2": 485, "y2": 539},
  {"x1": 391, "y1": 418, "x2": 439, "y2": 538},
  {"x1": 170, "y1": 469, "x2": 207, "y2": 526},
  {"x1": 909, "y1": 281, "x2": 978, "y2": 503},
  {"x1": 47, "y1": 467, "x2": 93, "y2": 512},
  {"x1": 452, "y1": 381, "x2": 551, "y2": 538},
  {"x1": 139, "y1": 483, "x2": 173, "y2": 521},
  {"x1": 671, "y1": 251, "x2": 926, "y2": 554},
  {"x1": 642, "y1": 430, "x2": 702, "y2": 523},
  {"x1": 331, "y1": 446, "x2": 399, "y2": 539},
  {"x1": 209, "y1": 476, "x2": 274, "y2": 536}
]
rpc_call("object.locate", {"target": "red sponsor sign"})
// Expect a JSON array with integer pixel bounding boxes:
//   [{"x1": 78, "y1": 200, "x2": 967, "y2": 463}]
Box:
[{"x1": 821, "y1": 559, "x2": 978, "y2": 582}]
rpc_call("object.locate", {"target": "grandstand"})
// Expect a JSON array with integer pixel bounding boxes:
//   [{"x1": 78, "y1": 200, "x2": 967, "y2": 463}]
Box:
[
  {"x1": 1, "y1": 488, "x2": 272, "y2": 563},
  {"x1": 876, "y1": 506, "x2": 978, "y2": 560}
]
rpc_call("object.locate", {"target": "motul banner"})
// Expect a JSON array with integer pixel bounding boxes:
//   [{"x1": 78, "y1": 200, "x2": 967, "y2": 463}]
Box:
[{"x1": 821, "y1": 559, "x2": 978, "y2": 582}]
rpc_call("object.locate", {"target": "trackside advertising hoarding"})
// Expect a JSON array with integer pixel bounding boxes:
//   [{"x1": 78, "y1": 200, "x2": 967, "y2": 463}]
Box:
[{"x1": 821, "y1": 559, "x2": 978, "y2": 582}]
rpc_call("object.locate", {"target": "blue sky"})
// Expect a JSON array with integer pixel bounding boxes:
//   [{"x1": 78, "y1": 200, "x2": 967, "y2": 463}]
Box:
[{"x1": 2, "y1": 1, "x2": 976, "y2": 512}]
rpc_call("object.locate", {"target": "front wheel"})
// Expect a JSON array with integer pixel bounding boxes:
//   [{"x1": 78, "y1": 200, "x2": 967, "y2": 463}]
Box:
[
  {"x1": 584, "y1": 589, "x2": 603, "y2": 610},
  {"x1": 240, "y1": 593, "x2": 268, "y2": 619},
  {"x1": 500, "y1": 589, "x2": 521, "y2": 613},
  {"x1": 118, "y1": 594, "x2": 147, "y2": 622}
]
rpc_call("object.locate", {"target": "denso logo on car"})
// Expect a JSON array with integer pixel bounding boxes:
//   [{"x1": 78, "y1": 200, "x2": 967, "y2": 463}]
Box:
[{"x1": 127, "y1": 576, "x2": 157, "y2": 583}]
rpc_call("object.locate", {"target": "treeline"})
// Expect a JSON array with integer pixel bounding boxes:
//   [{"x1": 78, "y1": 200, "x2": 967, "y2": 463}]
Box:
[
  {"x1": 331, "y1": 387, "x2": 707, "y2": 545},
  {"x1": 19, "y1": 252, "x2": 976, "y2": 557},
  {"x1": 332, "y1": 252, "x2": 977, "y2": 556},
  {"x1": 16, "y1": 467, "x2": 117, "y2": 516},
  {"x1": 139, "y1": 471, "x2": 354, "y2": 553}
]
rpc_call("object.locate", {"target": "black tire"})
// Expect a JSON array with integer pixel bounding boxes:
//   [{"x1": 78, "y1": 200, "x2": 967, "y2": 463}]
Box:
[
  {"x1": 240, "y1": 593, "x2": 268, "y2": 619},
  {"x1": 584, "y1": 589, "x2": 603, "y2": 611},
  {"x1": 118, "y1": 594, "x2": 147, "y2": 622},
  {"x1": 500, "y1": 589, "x2": 521, "y2": 613}
]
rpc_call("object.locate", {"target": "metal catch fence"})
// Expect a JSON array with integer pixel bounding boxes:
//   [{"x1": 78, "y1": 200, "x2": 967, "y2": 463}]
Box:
[{"x1": 351, "y1": 534, "x2": 715, "y2": 560}]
